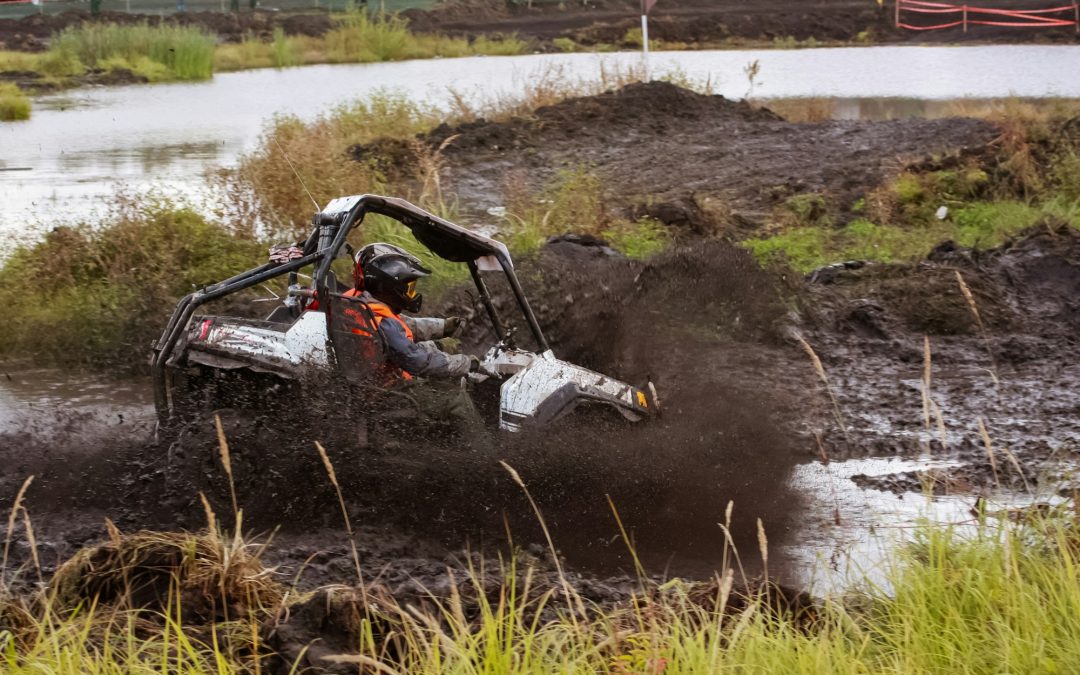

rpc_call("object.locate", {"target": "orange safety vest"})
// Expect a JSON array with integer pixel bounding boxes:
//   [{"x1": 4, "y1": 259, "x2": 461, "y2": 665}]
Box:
[{"x1": 340, "y1": 288, "x2": 414, "y2": 382}]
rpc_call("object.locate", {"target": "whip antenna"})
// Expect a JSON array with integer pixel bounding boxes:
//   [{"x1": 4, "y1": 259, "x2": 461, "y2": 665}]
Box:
[{"x1": 273, "y1": 137, "x2": 320, "y2": 213}]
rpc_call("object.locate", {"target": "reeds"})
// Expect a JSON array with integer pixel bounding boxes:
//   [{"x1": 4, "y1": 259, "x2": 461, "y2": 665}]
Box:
[
  {"x1": 0, "y1": 83, "x2": 30, "y2": 122},
  {"x1": 49, "y1": 23, "x2": 215, "y2": 81},
  {"x1": 955, "y1": 271, "x2": 999, "y2": 385},
  {"x1": 795, "y1": 333, "x2": 849, "y2": 443},
  {"x1": 315, "y1": 441, "x2": 364, "y2": 587}
]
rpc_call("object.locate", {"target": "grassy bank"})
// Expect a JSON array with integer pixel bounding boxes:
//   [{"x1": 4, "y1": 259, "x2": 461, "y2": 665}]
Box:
[
  {"x1": 0, "y1": 12, "x2": 527, "y2": 88},
  {"x1": 2, "y1": 501, "x2": 1078, "y2": 673},
  {"x1": 745, "y1": 103, "x2": 1080, "y2": 272},
  {"x1": 0, "y1": 197, "x2": 263, "y2": 367},
  {"x1": 0, "y1": 82, "x2": 29, "y2": 120}
]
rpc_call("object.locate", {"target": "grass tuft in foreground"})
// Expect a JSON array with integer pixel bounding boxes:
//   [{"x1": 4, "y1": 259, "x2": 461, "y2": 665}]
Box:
[
  {"x1": 2, "y1": 502, "x2": 1078, "y2": 673},
  {"x1": 0, "y1": 82, "x2": 30, "y2": 121}
]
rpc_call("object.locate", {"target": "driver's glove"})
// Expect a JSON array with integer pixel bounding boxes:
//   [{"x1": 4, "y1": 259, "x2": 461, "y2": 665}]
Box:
[{"x1": 443, "y1": 316, "x2": 467, "y2": 338}]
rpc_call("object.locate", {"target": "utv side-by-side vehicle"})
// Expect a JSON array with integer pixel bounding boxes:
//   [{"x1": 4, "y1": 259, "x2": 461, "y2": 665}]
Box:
[{"x1": 152, "y1": 195, "x2": 659, "y2": 433}]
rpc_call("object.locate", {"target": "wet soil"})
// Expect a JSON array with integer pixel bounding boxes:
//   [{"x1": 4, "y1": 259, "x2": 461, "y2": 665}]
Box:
[
  {"x1": 358, "y1": 81, "x2": 998, "y2": 231},
  {"x1": 2, "y1": 0, "x2": 1077, "y2": 54}
]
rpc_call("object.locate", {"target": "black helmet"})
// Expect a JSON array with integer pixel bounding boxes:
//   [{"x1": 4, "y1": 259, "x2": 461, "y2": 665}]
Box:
[{"x1": 356, "y1": 243, "x2": 431, "y2": 313}]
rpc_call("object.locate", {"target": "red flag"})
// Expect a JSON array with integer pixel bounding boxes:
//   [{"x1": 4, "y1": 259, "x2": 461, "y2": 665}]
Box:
[{"x1": 642, "y1": 0, "x2": 657, "y2": 14}]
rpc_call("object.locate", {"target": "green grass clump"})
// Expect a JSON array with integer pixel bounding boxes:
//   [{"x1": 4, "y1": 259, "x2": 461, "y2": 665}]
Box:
[
  {"x1": 745, "y1": 199, "x2": 1080, "y2": 272},
  {"x1": 5, "y1": 510, "x2": 1079, "y2": 674},
  {"x1": 48, "y1": 23, "x2": 215, "y2": 81},
  {"x1": 221, "y1": 89, "x2": 441, "y2": 236},
  {"x1": 270, "y1": 27, "x2": 303, "y2": 68},
  {"x1": 0, "y1": 198, "x2": 262, "y2": 367},
  {"x1": 0, "y1": 83, "x2": 30, "y2": 121}
]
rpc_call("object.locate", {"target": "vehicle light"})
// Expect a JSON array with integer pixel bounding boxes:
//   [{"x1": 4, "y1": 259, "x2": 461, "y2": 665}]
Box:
[{"x1": 636, "y1": 390, "x2": 648, "y2": 408}]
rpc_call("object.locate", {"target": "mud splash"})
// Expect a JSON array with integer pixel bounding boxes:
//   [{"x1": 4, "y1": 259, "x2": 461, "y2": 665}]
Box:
[{"x1": 0, "y1": 236, "x2": 808, "y2": 589}]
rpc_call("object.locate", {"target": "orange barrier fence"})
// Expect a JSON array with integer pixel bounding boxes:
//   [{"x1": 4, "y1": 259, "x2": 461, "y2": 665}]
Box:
[{"x1": 896, "y1": 0, "x2": 1079, "y2": 31}]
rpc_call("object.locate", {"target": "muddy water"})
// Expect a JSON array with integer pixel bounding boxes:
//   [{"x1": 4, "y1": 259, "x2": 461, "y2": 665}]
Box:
[
  {"x1": 785, "y1": 456, "x2": 1073, "y2": 594},
  {"x1": 2, "y1": 44, "x2": 1080, "y2": 230},
  {"x1": 0, "y1": 367, "x2": 154, "y2": 438}
]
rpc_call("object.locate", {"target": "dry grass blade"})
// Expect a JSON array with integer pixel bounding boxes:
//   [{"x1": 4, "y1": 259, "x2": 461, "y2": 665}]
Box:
[
  {"x1": 796, "y1": 334, "x2": 849, "y2": 443},
  {"x1": 757, "y1": 518, "x2": 769, "y2": 585},
  {"x1": 922, "y1": 335, "x2": 933, "y2": 435},
  {"x1": 607, "y1": 494, "x2": 647, "y2": 583},
  {"x1": 321, "y1": 653, "x2": 402, "y2": 675},
  {"x1": 978, "y1": 417, "x2": 1000, "y2": 488},
  {"x1": 930, "y1": 399, "x2": 948, "y2": 447},
  {"x1": 499, "y1": 460, "x2": 586, "y2": 620},
  {"x1": 199, "y1": 492, "x2": 219, "y2": 546},
  {"x1": 3, "y1": 474, "x2": 33, "y2": 574},
  {"x1": 104, "y1": 518, "x2": 122, "y2": 546},
  {"x1": 214, "y1": 414, "x2": 240, "y2": 519},
  {"x1": 955, "y1": 271, "x2": 999, "y2": 385},
  {"x1": 1000, "y1": 445, "x2": 1033, "y2": 494},
  {"x1": 315, "y1": 442, "x2": 364, "y2": 587},
  {"x1": 20, "y1": 509, "x2": 41, "y2": 584}
]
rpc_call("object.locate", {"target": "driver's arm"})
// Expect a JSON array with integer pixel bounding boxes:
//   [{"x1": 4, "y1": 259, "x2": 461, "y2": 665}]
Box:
[
  {"x1": 401, "y1": 316, "x2": 446, "y2": 342},
  {"x1": 381, "y1": 318, "x2": 473, "y2": 378}
]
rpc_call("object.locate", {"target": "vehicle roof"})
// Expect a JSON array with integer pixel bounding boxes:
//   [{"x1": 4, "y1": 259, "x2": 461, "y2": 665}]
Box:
[{"x1": 321, "y1": 195, "x2": 513, "y2": 267}]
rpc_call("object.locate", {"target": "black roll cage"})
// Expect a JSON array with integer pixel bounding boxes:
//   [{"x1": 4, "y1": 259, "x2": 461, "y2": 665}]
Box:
[{"x1": 151, "y1": 194, "x2": 549, "y2": 417}]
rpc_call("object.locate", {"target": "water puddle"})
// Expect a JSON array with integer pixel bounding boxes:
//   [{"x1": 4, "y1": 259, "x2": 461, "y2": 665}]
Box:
[
  {"x1": 0, "y1": 367, "x2": 155, "y2": 438},
  {"x1": 785, "y1": 455, "x2": 1073, "y2": 595}
]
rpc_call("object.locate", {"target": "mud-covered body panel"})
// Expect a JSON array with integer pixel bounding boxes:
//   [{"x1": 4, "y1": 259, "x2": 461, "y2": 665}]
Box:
[{"x1": 182, "y1": 311, "x2": 329, "y2": 376}]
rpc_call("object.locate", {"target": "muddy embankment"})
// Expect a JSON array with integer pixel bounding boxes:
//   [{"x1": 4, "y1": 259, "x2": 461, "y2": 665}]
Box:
[
  {"x1": 2, "y1": 0, "x2": 1078, "y2": 54},
  {"x1": 1, "y1": 82, "x2": 1079, "y2": 641}
]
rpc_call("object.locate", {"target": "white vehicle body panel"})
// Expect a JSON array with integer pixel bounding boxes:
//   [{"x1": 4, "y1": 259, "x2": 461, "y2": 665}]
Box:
[
  {"x1": 190, "y1": 311, "x2": 329, "y2": 372},
  {"x1": 485, "y1": 349, "x2": 646, "y2": 431}
]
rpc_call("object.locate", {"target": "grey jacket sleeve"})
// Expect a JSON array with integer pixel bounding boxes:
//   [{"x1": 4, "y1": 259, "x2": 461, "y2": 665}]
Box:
[
  {"x1": 401, "y1": 315, "x2": 446, "y2": 342},
  {"x1": 380, "y1": 318, "x2": 472, "y2": 378}
]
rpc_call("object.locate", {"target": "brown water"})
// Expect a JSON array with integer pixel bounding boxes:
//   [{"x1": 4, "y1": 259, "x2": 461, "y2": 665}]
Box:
[{"x1": 0, "y1": 367, "x2": 154, "y2": 437}]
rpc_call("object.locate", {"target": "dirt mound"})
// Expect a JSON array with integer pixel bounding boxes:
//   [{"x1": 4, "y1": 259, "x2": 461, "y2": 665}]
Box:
[
  {"x1": 806, "y1": 225, "x2": 1080, "y2": 344},
  {"x1": 384, "y1": 82, "x2": 997, "y2": 231}
]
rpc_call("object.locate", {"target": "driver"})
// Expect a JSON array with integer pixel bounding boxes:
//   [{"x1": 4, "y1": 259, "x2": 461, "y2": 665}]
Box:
[{"x1": 341, "y1": 242, "x2": 481, "y2": 384}]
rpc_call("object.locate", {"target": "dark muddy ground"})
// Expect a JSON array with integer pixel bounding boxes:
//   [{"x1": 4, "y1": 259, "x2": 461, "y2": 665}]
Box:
[
  {"x1": 0, "y1": 238, "x2": 811, "y2": 588},
  {"x1": 2, "y1": 0, "x2": 1078, "y2": 53},
  {"x1": 359, "y1": 81, "x2": 998, "y2": 231}
]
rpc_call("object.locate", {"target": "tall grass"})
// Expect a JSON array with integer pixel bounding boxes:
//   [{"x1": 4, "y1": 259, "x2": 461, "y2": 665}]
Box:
[
  {"x1": 212, "y1": 12, "x2": 526, "y2": 72},
  {"x1": 0, "y1": 196, "x2": 262, "y2": 367},
  {"x1": 3, "y1": 507, "x2": 1078, "y2": 673},
  {"x1": 0, "y1": 82, "x2": 30, "y2": 121},
  {"x1": 49, "y1": 23, "x2": 215, "y2": 81}
]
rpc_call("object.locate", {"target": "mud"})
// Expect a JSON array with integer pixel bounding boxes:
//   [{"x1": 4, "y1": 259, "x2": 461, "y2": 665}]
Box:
[
  {"x1": 403, "y1": 0, "x2": 1080, "y2": 47},
  {"x1": 3, "y1": 0, "x2": 1078, "y2": 55},
  {"x1": 361, "y1": 81, "x2": 999, "y2": 230}
]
